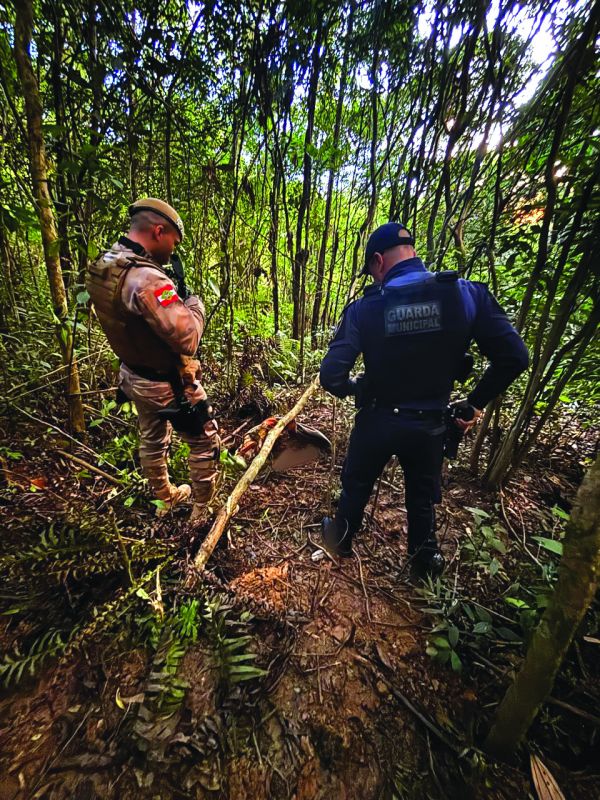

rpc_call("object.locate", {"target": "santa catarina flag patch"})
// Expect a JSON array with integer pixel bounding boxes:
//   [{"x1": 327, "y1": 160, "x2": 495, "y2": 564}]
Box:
[{"x1": 154, "y1": 284, "x2": 179, "y2": 307}]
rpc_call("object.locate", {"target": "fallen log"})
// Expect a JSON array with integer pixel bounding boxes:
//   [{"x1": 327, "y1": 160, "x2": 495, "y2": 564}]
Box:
[{"x1": 193, "y1": 376, "x2": 320, "y2": 571}]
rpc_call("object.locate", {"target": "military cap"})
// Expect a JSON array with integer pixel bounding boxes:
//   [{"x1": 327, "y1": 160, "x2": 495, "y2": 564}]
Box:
[
  {"x1": 129, "y1": 198, "x2": 184, "y2": 241},
  {"x1": 362, "y1": 222, "x2": 414, "y2": 274}
]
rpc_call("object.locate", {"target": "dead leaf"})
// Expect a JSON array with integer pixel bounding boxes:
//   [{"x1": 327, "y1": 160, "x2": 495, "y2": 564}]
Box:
[
  {"x1": 331, "y1": 625, "x2": 348, "y2": 642},
  {"x1": 583, "y1": 636, "x2": 600, "y2": 645},
  {"x1": 30, "y1": 476, "x2": 47, "y2": 490},
  {"x1": 375, "y1": 642, "x2": 393, "y2": 670},
  {"x1": 530, "y1": 754, "x2": 565, "y2": 800}
]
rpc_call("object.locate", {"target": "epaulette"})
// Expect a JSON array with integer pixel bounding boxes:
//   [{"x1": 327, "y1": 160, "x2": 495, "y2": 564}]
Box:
[{"x1": 435, "y1": 270, "x2": 459, "y2": 282}]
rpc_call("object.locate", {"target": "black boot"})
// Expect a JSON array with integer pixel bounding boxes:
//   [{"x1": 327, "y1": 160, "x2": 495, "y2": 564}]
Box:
[
  {"x1": 321, "y1": 516, "x2": 354, "y2": 558},
  {"x1": 409, "y1": 545, "x2": 445, "y2": 579}
]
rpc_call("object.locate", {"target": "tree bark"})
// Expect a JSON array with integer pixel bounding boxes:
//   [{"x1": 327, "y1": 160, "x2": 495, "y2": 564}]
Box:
[
  {"x1": 310, "y1": 4, "x2": 353, "y2": 345},
  {"x1": 13, "y1": 0, "x2": 85, "y2": 433},
  {"x1": 484, "y1": 453, "x2": 600, "y2": 760},
  {"x1": 292, "y1": 22, "x2": 325, "y2": 340}
]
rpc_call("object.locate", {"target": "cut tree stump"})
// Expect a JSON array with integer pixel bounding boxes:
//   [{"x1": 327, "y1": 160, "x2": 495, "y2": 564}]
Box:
[{"x1": 193, "y1": 376, "x2": 320, "y2": 571}]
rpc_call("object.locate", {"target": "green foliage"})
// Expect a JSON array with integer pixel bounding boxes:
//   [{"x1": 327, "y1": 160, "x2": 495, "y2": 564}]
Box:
[
  {"x1": 0, "y1": 503, "x2": 177, "y2": 688},
  {"x1": 170, "y1": 440, "x2": 191, "y2": 485},
  {"x1": 201, "y1": 595, "x2": 267, "y2": 686},
  {"x1": 131, "y1": 591, "x2": 266, "y2": 763},
  {"x1": 0, "y1": 627, "x2": 78, "y2": 687},
  {"x1": 462, "y1": 507, "x2": 509, "y2": 579},
  {"x1": 419, "y1": 505, "x2": 571, "y2": 675},
  {"x1": 219, "y1": 447, "x2": 248, "y2": 478}
]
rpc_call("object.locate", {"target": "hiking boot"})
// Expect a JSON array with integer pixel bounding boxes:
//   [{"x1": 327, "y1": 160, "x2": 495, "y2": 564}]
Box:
[
  {"x1": 189, "y1": 502, "x2": 209, "y2": 526},
  {"x1": 155, "y1": 483, "x2": 192, "y2": 517},
  {"x1": 320, "y1": 516, "x2": 354, "y2": 558}
]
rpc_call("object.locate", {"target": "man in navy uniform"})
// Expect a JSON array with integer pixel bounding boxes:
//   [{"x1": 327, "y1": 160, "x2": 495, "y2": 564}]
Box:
[{"x1": 319, "y1": 222, "x2": 528, "y2": 576}]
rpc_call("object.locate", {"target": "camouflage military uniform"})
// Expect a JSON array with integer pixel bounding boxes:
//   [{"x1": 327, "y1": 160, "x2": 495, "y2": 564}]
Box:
[{"x1": 88, "y1": 239, "x2": 219, "y2": 509}]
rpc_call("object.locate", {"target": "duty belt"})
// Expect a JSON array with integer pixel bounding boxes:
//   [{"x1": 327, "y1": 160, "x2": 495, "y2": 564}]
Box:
[
  {"x1": 371, "y1": 403, "x2": 445, "y2": 420},
  {"x1": 122, "y1": 363, "x2": 173, "y2": 382}
]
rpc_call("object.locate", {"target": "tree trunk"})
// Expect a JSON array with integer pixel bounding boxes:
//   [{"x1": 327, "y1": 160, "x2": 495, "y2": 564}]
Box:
[
  {"x1": 13, "y1": 0, "x2": 85, "y2": 433},
  {"x1": 484, "y1": 453, "x2": 600, "y2": 759},
  {"x1": 268, "y1": 175, "x2": 281, "y2": 335},
  {"x1": 310, "y1": 4, "x2": 353, "y2": 345},
  {"x1": 292, "y1": 22, "x2": 325, "y2": 339},
  {"x1": 485, "y1": 222, "x2": 599, "y2": 488}
]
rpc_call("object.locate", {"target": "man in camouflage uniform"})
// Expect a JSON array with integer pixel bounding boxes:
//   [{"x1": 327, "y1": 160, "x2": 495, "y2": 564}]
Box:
[{"x1": 87, "y1": 198, "x2": 219, "y2": 521}]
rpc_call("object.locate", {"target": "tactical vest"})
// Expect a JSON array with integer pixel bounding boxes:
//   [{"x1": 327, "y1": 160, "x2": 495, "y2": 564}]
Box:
[
  {"x1": 86, "y1": 247, "x2": 177, "y2": 374},
  {"x1": 357, "y1": 272, "x2": 472, "y2": 405}
]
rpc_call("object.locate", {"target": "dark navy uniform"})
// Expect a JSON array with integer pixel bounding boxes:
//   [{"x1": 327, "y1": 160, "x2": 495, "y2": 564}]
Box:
[{"x1": 320, "y1": 256, "x2": 528, "y2": 560}]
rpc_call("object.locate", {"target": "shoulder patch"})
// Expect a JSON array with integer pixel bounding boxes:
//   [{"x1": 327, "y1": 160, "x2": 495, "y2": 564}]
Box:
[{"x1": 154, "y1": 284, "x2": 179, "y2": 307}]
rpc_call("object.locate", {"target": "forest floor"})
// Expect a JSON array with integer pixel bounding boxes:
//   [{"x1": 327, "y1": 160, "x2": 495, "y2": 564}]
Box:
[{"x1": 0, "y1": 387, "x2": 598, "y2": 800}]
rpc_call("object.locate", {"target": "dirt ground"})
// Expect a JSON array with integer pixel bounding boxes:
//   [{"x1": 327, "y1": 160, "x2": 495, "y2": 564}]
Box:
[{"x1": 0, "y1": 395, "x2": 598, "y2": 799}]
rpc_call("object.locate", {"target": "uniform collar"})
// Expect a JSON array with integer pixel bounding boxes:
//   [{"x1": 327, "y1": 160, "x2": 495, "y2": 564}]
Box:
[
  {"x1": 113, "y1": 239, "x2": 164, "y2": 270},
  {"x1": 382, "y1": 257, "x2": 427, "y2": 285}
]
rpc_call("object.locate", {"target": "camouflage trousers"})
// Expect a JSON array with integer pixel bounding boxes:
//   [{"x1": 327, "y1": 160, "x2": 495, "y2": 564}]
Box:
[{"x1": 119, "y1": 366, "x2": 220, "y2": 505}]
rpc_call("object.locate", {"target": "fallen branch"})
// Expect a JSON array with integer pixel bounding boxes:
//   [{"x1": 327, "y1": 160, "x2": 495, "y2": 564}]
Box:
[
  {"x1": 194, "y1": 376, "x2": 320, "y2": 570},
  {"x1": 57, "y1": 449, "x2": 121, "y2": 485}
]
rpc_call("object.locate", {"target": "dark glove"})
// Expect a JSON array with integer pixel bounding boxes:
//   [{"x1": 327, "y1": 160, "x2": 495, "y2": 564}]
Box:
[
  {"x1": 157, "y1": 397, "x2": 215, "y2": 435},
  {"x1": 169, "y1": 253, "x2": 190, "y2": 300},
  {"x1": 350, "y1": 374, "x2": 368, "y2": 409}
]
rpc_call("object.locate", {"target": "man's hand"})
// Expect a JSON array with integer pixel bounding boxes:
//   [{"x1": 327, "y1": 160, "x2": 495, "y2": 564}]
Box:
[{"x1": 450, "y1": 399, "x2": 482, "y2": 433}]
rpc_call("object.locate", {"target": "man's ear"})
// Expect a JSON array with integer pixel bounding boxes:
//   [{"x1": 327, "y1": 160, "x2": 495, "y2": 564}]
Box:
[
  {"x1": 152, "y1": 224, "x2": 165, "y2": 241},
  {"x1": 370, "y1": 253, "x2": 383, "y2": 280}
]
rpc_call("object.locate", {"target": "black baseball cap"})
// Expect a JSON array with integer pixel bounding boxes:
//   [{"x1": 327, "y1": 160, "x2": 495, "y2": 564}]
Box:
[{"x1": 362, "y1": 222, "x2": 414, "y2": 274}]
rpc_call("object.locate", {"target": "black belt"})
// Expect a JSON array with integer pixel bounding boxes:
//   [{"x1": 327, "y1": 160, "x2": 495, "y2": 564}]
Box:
[
  {"x1": 371, "y1": 403, "x2": 445, "y2": 420},
  {"x1": 122, "y1": 363, "x2": 173, "y2": 382}
]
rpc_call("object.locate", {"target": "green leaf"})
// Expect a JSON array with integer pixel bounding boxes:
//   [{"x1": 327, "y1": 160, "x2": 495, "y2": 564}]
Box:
[
  {"x1": 450, "y1": 651, "x2": 462, "y2": 672},
  {"x1": 505, "y1": 597, "x2": 529, "y2": 609},
  {"x1": 124, "y1": 496, "x2": 135, "y2": 508},
  {"x1": 87, "y1": 241, "x2": 100, "y2": 259},
  {"x1": 208, "y1": 277, "x2": 221, "y2": 298},
  {"x1": 465, "y1": 506, "x2": 490, "y2": 519},
  {"x1": 448, "y1": 626, "x2": 459, "y2": 648},
  {"x1": 488, "y1": 558, "x2": 500, "y2": 576},
  {"x1": 532, "y1": 536, "x2": 563, "y2": 556},
  {"x1": 136, "y1": 588, "x2": 150, "y2": 600},
  {"x1": 432, "y1": 636, "x2": 450, "y2": 649},
  {"x1": 496, "y1": 627, "x2": 522, "y2": 642},
  {"x1": 425, "y1": 646, "x2": 438, "y2": 657},
  {"x1": 475, "y1": 607, "x2": 492, "y2": 623},
  {"x1": 305, "y1": 142, "x2": 319, "y2": 160},
  {"x1": 473, "y1": 621, "x2": 492, "y2": 635},
  {"x1": 551, "y1": 506, "x2": 570, "y2": 521}
]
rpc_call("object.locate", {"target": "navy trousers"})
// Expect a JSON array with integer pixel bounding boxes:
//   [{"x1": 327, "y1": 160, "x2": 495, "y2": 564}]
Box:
[{"x1": 336, "y1": 408, "x2": 446, "y2": 554}]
